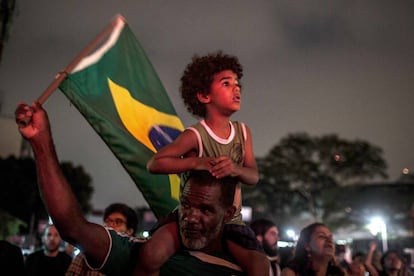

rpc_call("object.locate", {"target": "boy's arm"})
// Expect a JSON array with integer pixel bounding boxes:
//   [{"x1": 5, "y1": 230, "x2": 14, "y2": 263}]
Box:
[
  {"x1": 240, "y1": 125, "x2": 259, "y2": 185},
  {"x1": 147, "y1": 129, "x2": 215, "y2": 174},
  {"x1": 210, "y1": 125, "x2": 259, "y2": 185}
]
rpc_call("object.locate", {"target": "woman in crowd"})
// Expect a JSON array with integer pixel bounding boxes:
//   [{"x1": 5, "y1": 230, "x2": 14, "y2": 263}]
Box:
[{"x1": 281, "y1": 222, "x2": 346, "y2": 276}]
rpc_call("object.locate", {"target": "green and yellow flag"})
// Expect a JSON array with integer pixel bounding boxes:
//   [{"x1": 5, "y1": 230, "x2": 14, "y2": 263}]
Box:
[{"x1": 59, "y1": 16, "x2": 183, "y2": 218}]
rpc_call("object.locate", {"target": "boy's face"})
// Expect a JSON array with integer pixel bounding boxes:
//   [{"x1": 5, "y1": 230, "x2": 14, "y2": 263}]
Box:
[{"x1": 204, "y1": 70, "x2": 241, "y2": 115}]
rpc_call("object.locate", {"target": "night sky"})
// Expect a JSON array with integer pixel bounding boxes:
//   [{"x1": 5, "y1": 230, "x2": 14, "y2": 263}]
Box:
[{"x1": 1, "y1": 0, "x2": 413, "y2": 210}]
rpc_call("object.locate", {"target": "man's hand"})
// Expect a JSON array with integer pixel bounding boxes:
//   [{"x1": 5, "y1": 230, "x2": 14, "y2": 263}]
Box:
[{"x1": 15, "y1": 102, "x2": 50, "y2": 140}]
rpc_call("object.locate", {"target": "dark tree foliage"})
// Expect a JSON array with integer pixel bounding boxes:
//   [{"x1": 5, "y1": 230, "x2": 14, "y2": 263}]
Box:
[
  {"x1": 60, "y1": 161, "x2": 94, "y2": 214},
  {"x1": 0, "y1": 156, "x2": 94, "y2": 234},
  {"x1": 243, "y1": 133, "x2": 389, "y2": 234},
  {"x1": 0, "y1": 0, "x2": 17, "y2": 61}
]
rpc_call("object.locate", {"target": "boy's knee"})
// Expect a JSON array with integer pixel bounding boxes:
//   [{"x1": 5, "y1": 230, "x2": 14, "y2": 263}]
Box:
[{"x1": 138, "y1": 242, "x2": 165, "y2": 269}]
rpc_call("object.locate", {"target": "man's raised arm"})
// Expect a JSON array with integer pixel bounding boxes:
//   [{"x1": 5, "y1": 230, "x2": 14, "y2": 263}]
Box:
[{"x1": 15, "y1": 102, "x2": 109, "y2": 266}]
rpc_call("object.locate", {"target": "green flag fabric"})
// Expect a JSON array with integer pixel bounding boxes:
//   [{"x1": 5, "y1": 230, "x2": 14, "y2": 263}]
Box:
[{"x1": 59, "y1": 16, "x2": 184, "y2": 219}]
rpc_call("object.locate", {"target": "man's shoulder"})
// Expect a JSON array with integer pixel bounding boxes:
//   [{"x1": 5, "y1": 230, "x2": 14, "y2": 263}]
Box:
[
  {"x1": 57, "y1": 251, "x2": 73, "y2": 261},
  {"x1": 25, "y1": 249, "x2": 44, "y2": 263},
  {"x1": 27, "y1": 249, "x2": 44, "y2": 258},
  {"x1": 0, "y1": 240, "x2": 21, "y2": 255}
]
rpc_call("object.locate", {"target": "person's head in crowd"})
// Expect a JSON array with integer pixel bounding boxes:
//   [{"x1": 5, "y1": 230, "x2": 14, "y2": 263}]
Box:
[
  {"x1": 295, "y1": 222, "x2": 335, "y2": 261},
  {"x1": 103, "y1": 203, "x2": 138, "y2": 236},
  {"x1": 178, "y1": 170, "x2": 237, "y2": 251},
  {"x1": 335, "y1": 244, "x2": 346, "y2": 259},
  {"x1": 349, "y1": 251, "x2": 367, "y2": 276},
  {"x1": 335, "y1": 244, "x2": 351, "y2": 272},
  {"x1": 42, "y1": 224, "x2": 62, "y2": 255},
  {"x1": 380, "y1": 250, "x2": 404, "y2": 274},
  {"x1": 250, "y1": 218, "x2": 279, "y2": 257},
  {"x1": 285, "y1": 222, "x2": 345, "y2": 276}
]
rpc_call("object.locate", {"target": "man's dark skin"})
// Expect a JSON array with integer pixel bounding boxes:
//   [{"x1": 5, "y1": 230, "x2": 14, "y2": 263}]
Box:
[{"x1": 16, "y1": 101, "x2": 110, "y2": 267}]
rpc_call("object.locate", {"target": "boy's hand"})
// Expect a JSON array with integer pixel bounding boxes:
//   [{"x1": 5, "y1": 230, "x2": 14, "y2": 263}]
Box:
[
  {"x1": 209, "y1": 156, "x2": 239, "y2": 178},
  {"x1": 194, "y1": 157, "x2": 216, "y2": 171}
]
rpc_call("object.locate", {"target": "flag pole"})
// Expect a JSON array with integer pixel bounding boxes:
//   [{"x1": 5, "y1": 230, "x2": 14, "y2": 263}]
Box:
[
  {"x1": 17, "y1": 15, "x2": 125, "y2": 127},
  {"x1": 37, "y1": 14, "x2": 125, "y2": 104}
]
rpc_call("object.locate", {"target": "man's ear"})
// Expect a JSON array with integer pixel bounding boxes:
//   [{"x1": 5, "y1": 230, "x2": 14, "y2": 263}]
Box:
[
  {"x1": 224, "y1": 206, "x2": 236, "y2": 223},
  {"x1": 197, "y1": 92, "x2": 210, "y2": 103},
  {"x1": 256, "y1": 235, "x2": 263, "y2": 244}
]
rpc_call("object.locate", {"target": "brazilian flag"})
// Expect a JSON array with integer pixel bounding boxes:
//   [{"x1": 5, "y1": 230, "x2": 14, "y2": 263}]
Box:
[{"x1": 59, "y1": 16, "x2": 183, "y2": 218}]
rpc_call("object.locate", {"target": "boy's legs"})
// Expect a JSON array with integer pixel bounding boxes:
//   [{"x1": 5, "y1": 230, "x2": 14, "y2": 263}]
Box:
[
  {"x1": 227, "y1": 240, "x2": 270, "y2": 276},
  {"x1": 134, "y1": 221, "x2": 180, "y2": 276}
]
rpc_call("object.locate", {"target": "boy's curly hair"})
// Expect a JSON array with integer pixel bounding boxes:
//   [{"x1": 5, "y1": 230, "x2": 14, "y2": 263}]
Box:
[{"x1": 180, "y1": 51, "x2": 243, "y2": 118}]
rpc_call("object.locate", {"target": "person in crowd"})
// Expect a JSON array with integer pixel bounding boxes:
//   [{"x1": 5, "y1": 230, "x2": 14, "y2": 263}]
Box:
[
  {"x1": 281, "y1": 222, "x2": 346, "y2": 276},
  {"x1": 377, "y1": 249, "x2": 410, "y2": 276},
  {"x1": 279, "y1": 246, "x2": 295, "y2": 271},
  {"x1": 65, "y1": 203, "x2": 138, "y2": 276},
  {"x1": 25, "y1": 224, "x2": 72, "y2": 275},
  {"x1": 155, "y1": 170, "x2": 250, "y2": 275},
  {"x1": 140, "y1": 51, "x2": 267, "y2": 275},
  {"x1": 15, "y1": 101, "x2": 252, "y2": 275},
  {"x1": 64, "y1": 242, "x2": 76, "y2": 259},
  {"x1": 361, "y1": 241, "x2": 382, "y2": 276},
  {"x1": 0, "y1": 239, "x2": 26, "y2": 276},
  {"x1": 250, "y1": 218, "x2": 281, "y2": 276},
  {"x1": 336, "y1": 244, "x2": 350, "y2": 272},
  {"x1": 348, "y1": 251, "x2": 367, "y2": 276}
]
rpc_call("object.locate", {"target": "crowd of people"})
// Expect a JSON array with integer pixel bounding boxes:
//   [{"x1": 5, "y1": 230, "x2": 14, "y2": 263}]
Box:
[
  {"x1": 2, "y1": 51, "x2": 412, "y2": 275},
  {"x1": 2, "y1": 213, "x2": 412, "y2": 276}
]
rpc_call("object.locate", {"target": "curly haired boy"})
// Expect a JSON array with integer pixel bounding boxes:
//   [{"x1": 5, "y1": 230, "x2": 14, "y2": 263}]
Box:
[{"x1": 136, "y1": 52, "x2": 268, "y2": 276}]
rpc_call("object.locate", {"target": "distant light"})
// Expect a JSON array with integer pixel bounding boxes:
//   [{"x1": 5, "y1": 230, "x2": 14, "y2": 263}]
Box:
[
  {"x1": 73, "y1": 248, "x2": 81, "y2": 256},
  {"x1": 402, "y1": 168, "x2": 410, "y2": 174},
  {"x1": 241, "y1": 206, "x2": 252, "y2": 222},
  {"x1": 367, "y1": 216, "x2": 388, "y2": 251},
  {"x1": 336, "y1": 239, "x2": 348, "y2": 245},
  {"x1": 286, "y1": 229, "x2": 295, "y2": 239},
  {"x1": 367, "y1": 216, "x2": 385, "y2": 236},
  {"x1": 142, "y1": 231, "x2": 150, "y2": 238},
  {"x1": 334, "y1": 154, "x2": 341, "y2": 162},
  {"x1": 278, "y1": 241, "x2": 295, "y2": 248}
]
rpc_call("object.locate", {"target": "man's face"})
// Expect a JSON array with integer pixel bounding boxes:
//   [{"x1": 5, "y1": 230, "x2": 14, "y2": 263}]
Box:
[
  {"x1": 43, "y1": 225, "x2": 61, "y2": 253},
  {"x1": 262, "y1": 226, "x2": 279, "y2": 257},
  {"x1": 178, "y1": 181, "x2": 232, "y2": 251}
]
